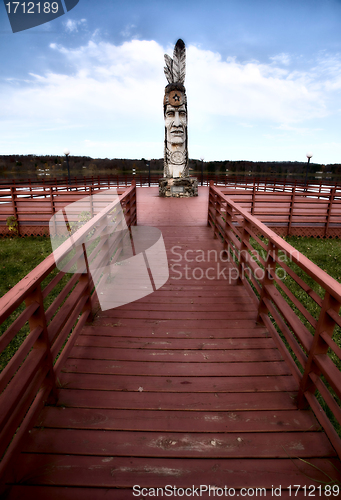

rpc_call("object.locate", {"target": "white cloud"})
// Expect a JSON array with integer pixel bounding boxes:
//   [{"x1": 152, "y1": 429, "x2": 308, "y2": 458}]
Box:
[
  {"x1": 1, "y1": 39, "x2": 341, "y2": 161},
  {"x1": 120, "y1": 24, "x2": 137, "y2": 38},
  {"x1": 270, "y1": 53, "x2": 291, "y2": 66},
  {"x1": 64, "y1": 18, "x2": 87, "y2": 33},
  {"x1": 187, "y1": 46, "x2": 327, "y2": 124}
]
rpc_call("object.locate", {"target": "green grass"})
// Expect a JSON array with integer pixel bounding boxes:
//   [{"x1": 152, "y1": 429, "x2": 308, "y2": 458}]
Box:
[
  {"x1": 285, "y1": 236, "x2": 341, "y2": 283},
  {"x1": 0, "y1": 236, "x2": 53, "y2": 297},
  {"x1": 0, "y1": 236, "x2": 72, "y2": 373}
]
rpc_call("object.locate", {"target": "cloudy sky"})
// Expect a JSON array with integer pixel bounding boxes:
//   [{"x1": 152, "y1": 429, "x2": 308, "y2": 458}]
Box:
[{"x1": 1, "y1": 0, "x2": 341, "y2": 163}]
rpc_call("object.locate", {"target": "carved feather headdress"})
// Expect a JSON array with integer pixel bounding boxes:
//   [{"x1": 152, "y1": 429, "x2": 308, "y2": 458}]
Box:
[{"x1": 164, "y1": 39, "x2": 186, "y2": 85}]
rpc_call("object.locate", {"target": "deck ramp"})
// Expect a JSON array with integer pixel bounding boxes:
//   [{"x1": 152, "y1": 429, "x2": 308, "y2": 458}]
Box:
[{"x1": 6, "y1": 187, "x2": 341, "y2": 499}]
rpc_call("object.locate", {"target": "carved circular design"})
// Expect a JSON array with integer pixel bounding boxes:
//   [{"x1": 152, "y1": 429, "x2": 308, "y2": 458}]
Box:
[
  {"x1": 170, "y1": 151, "x2": 185, "y2": 164},
  {"x1": 168, "y1": 90, "x2": 184, "y2": 107}
]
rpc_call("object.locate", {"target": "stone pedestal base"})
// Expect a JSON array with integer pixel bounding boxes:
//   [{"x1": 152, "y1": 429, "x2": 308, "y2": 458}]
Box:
[{"x1": 159, "y1": 177, "x2": 198, "y2": 197}]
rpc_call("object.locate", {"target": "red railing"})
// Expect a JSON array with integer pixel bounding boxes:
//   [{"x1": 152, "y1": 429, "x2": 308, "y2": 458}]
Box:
[
  {"x1": 2, "y1": 176, "x2": 340, "y2": 237},
  {"x1": 0, "y1": 183, "x2": 136, "y2": 486},
  {"x1": 0, "y1": 184, "x2": 128, "y2": 236},
  {"x1": 218, "y1": 187, "x2": 341, "y2": 237},
  {"x1": 1, "y1": 172, "x2": 341, "y2": 190},
  {"x1": 208, "y1": 182, "x2": 341, "y2": 458}
]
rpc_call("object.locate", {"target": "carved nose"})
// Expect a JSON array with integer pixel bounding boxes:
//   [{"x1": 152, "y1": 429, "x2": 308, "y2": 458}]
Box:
[{"x1": 173, "y1": 113, "x2": 181, "y2": 126}]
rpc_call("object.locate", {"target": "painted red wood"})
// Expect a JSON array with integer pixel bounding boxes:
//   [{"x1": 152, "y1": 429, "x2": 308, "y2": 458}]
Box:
[
  {"x1": 75, "y1": 336, "x2": 276, "y2": 349},
  {"x1": 58, "y1": 373, "x2": 297, "y2": 392},
  {"x1": 93, "y1": 310, "x2": 257, "y2": 320},
  {"x1": 62, "y1": 359, "x2": 291, "y2": 376},
  {"x1": 38, "y1": 407, "x2": 318, "y2": 432},
  {"x1": 0, "y1": 184, "x2": 137, "y2": 493},
  {"x1": 6, "y1": 465, "x2": 340, "y2": 499},
  {"x1": 80, "y1": 324, "x2": 269, "y2": 338},
  {"x1": 2, "y1": 184, "x2": 341, "y2": 496},
  {"x1": 23, "y1": 428, "x2": 336, "y2": 458},
  {"x1": 69, "y1": 346, "x2": 282, "y2": 362},
  {"x1": 56, "y1": 389, "x2": 297, "y2": 411},
  {"x1": 209, "y1": 183, "x2": 341, "y2": 462}
]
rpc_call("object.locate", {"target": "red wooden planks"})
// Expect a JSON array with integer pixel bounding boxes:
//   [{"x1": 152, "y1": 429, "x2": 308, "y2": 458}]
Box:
[
  {"x1": 4, "y1": 186, "x2": 341, "y2": 497},
  {"x1": 38, "y1": 407, "x2": 319, "y2": 433},
  {"x1": 56, "y1": 389, "x2": 297, "y2": 411},
  {"x1": 58, "y1": 373, "x2": 298, "y2": 392},
  {"x1": 23, "y1": 428, "x2": 336, "y2": 458},
  {"x1": 94, "y1": 317, "x2": 261, "y2": 329},
  {"x1": 9, "y1": 455, "x2": 341, "y2": 497},
  {"x1": 75, "y1": 336, "x2": 276, "y2": 350},
  {"x1": 68, "y1": 346, "x2": 282, "y2": 362},
  {"x1": 62, "y1": 359, "x2": 292, "y2": 376},
  {"x1": 80, "y1": 324, "x2": 270, "y2": 338}
]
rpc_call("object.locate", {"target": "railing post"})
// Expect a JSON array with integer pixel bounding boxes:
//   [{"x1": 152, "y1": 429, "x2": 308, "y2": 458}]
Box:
[
  {"x1": 222, "y1": 200, "x2": 233, "y2": 256},
  {"x1": 251, "y1": 186, "x2": 256, "y2": 216},
  {"x1": 256, "y1": 241, "x2": 277, "y2": 323},
  {"x1": 208, "y1": 180, "x2": 215, "y2": 227},
  {"x1": 49, "y1": 187, "x2": 55, "y2": 215},
  {"x1": 24, "y1": 285, "x2": 58, "y2": 402},
  {"x1": 297, "y1": 291, "x2": 341, "y2": 409},
  {"x1": 287, "y1": 187, "x2": 296, "y2": 236},
  {"x1": 10, "y1": 187, "x2": 19, "y2": 237},
  {"x1": 131, "y1": 179, "x2": 137, "y2": 225},
  {"x1": 79, "y1": 244, "x2": 94, "y2": 323},
  {"x1": 237, "y1": 220, "x2": 251, "y2": 285},
  {"x1": 88, "y1": 185, "x2": 93, "y2": 218},
  {"x1": 325, "y1": 187, "x2": 335, "y2": 238}
]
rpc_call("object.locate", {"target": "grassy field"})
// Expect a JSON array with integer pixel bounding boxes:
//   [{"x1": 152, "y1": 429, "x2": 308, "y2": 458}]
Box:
[
  {"x1": 0, "y1": 236, "x2": 67, "y2": 373},
  {"x1": 0, "y1": 236, "x2": 53, "y2": 297},
  {"x1": 285, "y1": 236, "x2": 341, "y2": 283}
]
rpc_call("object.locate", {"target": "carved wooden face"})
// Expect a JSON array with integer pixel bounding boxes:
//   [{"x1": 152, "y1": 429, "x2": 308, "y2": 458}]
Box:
[{"x1": 165, "y1": 104, "x2": 187, "y2": 145}]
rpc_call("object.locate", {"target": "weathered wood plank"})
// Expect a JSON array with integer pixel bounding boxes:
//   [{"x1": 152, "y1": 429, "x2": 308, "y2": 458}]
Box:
[
  {"x1": 62, "y1": 359, "x2": 292, "y2": 376},
  {"x1": 37, "y1": 407, "x2": 319, "y2": 432},
  {"x1": 23, "y1": 429, "x2": 336, "y2": 458},
  {"x1": 93, "y1": 318, "x2": 262, "y2": 329},
  {"x1": 58, "y1": 373, "x2": 298, "y2": 392},
  {"x1": 80, "y1": 325, "x2": 270, "y2": 338},
  {"x1": 6, "y1": 482, "x2": 338, "y2": 500},
  {"x1": 105, "y1": 302, "x2": 256, "y2": 313},
  {"x1": 95, "y1": 310, "x2": 257, "y2": 320},
  {"x1": 56, "y1": 389, "x2": 297, "y2": 411},
  {"x1": 9, "y1": 456, "x2": 341, "y2": 492},
  {"x1": 75, "y1": 336, "x2": 276, "y2": 350},
  {"x1": 68, "y1": 346, "x2": 282, "y2": 362},
  {"x1": 121, "y1": 293, "x2": 254, "y2": 303}
]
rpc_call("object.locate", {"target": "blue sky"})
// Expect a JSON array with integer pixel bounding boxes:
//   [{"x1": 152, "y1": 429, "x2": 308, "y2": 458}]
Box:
[{"x1": 1, "y1": 0, "x2": 341, "y2": 163}]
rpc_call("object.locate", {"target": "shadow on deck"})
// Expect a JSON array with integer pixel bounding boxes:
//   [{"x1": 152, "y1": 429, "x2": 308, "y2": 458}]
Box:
[{"x1": 3, "y1": 188, "x2": 341, "y2": 499}]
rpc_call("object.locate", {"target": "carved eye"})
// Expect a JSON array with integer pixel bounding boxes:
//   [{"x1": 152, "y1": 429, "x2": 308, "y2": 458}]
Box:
[{"x1": 167, "y1": 111, "x2": 175, "y2": 117}]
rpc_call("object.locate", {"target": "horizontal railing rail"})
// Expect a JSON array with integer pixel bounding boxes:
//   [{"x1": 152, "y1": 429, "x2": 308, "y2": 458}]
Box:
[
  {"x1": 1, "y1": 172, "x2": 341, "y2": 190},
  {"x1": 0, "y1": 182, "x2": 137, "y2": 487},
  {"x1": 211, "y1": 175, "x2": 341, "y2": 193},
  {"x1": 208, "y1": 182, "x2": 341, "y2": 459}
]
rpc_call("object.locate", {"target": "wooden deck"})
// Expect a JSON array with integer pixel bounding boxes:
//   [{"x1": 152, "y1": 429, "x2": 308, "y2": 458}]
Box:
[{"x1": 4, "y1": 187, "x2": 341, "y2": 498}]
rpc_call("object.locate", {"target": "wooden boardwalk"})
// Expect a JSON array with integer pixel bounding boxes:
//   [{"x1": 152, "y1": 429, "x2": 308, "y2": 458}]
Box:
[{"x1": 4, "y1": 187, "x2": 341, "y2": 498}]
